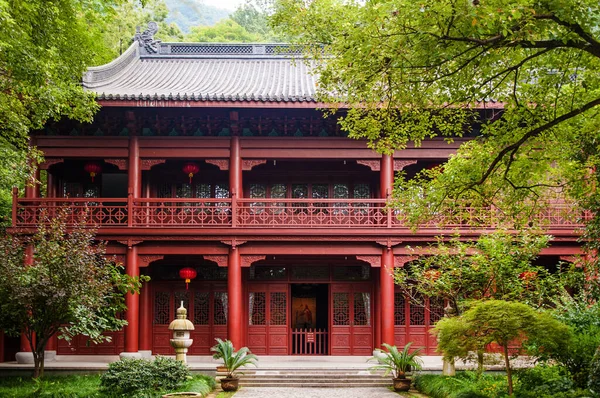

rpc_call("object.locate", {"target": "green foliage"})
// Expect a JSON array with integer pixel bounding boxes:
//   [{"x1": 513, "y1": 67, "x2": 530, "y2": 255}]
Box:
[
  {"x1": 434, "y1": 300, "x2": 569, "y2": 395},
  {"x1": 0, "y1": 374, "x2": 103, "y2": 398},
  {"x1": 588, "y1": 346, "x2": 600, "y2": 395},
  {"x1": 100, "y1": 356, "x2": 191, "y2": 396},
  {"x1": 100, "y1": 0, "x2": 184, "y2": 60},
  {"x1": 368, "y1": 342, "x2": 423, "y2": 379},
  {"x1": 211, "y1": 338, "x2": 258, "y2": 378},
  {"x1": 165, "y1": 0, "x2": 230, "y2": 33},
  {"x1": 186, "y1": 19, "x2": 264, "y2": 43},
  {"x1": 0, "y1": 210, "x2": 145, "y2": 377},
  {"x1": 396, "y1": 231, "x2": 554, "y2": 316},
  {"x1": 414, "y1": 372, "x2": 509, "y2": 398},
  {"x1": 271, "y1": 0, "x2": 600, "y2": 255},
  {"x1": 514, "y1": 365, "x2": 575, "y2": 397}
]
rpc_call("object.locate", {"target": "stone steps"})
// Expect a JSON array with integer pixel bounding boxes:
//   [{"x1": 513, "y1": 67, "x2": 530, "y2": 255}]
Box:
[{"x1": 222, "y1": 369, "x2": 393, "y2": 388}]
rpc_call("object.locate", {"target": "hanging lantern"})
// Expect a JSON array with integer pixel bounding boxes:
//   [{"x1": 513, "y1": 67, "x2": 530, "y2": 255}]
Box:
[
  {"x1": 182, "y1": 162, "x2": 200, "y2": 183},
  {"x1": 179, "y1": 267, "x2": 197, "y2": 290},
  {"x1": 84, "y1": 162, "x2": 102, "y2": 182}
]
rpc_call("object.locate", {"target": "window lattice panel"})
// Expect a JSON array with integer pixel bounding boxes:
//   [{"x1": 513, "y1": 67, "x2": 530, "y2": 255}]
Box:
[
  {"x1": 270, "y1": 292, "x2": 287, "y2": 325},
  {"x1": 394, "y1": 293, "x2": 406, "y2": 326},
  {"x1": 193, "y1": 292, "x2": 210, "y2": 325},
  {"x1": 154, "y1": 291, "x2": 170, "y2": 325},
  {"x1": 333, "y1": 293, "x2": 350, "y2": 326},
  {"x1": 249, "y1": 292, "x2": 266, "y2": 325}
]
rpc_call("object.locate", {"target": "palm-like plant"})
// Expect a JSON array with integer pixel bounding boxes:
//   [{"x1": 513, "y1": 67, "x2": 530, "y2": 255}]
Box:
[
  {"x1": 368, "y1": 342, "x2": 423, "y2": 379},
  {"x1": 211, "y1": 338, "x2": 258, "y2": 379}
]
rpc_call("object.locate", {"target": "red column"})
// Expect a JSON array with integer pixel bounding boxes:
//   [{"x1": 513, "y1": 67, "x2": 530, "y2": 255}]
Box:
[
  {"x1": 124, "y1": 246, "x2": 139, "y2": 353},
  {"x1": 229, "y1": 136, "x2": 242, "y2": 198},
  {"x1": 381, "y1": 248, "x2": 395, "y2": 346},
  {"x1": 128, "y1": 136, "x2": 141, "y2": 198},
  {"x1": 139, "y1": 280, "x2": 152, "y2": 354},
  {"x1": 228, "y1": 247, "x2": 242, "y2": 349},
  {"x1": 25, "y1": 165, "x2": 40, "y2": 199},
  {"x1": 380, "y1": 154, "x2": 395, "y2": 346},
  {"x1": 374, "y1": 271, "x2": 382, "y2": 349},
  {"x1": 46, "y1": 172, "x2": 56, "y2": 198}
]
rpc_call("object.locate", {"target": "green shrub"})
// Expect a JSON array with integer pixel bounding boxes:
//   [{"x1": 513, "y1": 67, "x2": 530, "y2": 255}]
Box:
[
  {"x1": 547, "y1": 326, "x2": 600, "y2": 388},
  {"x1": 101, "y1": 356, "x2": 190, "y2": 396},
  {"x1": 151, "y1": 355, "x2": 190, "y2": 391},
  {"x1": 414, "y1": 372, "x2": 509, "y2": 398},
  {"x1": 588, "y1": 346, "x2": 600, "y2": 394},
  {"x1": 514, "y1": 365, "x2": 574, "y2": 397}
]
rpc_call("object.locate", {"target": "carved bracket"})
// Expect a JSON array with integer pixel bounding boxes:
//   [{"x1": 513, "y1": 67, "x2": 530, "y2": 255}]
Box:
[
  {"x1": 204, "y1": 255, "x2": 228, "y2": 267},
  {"x1": 40, "y1": 158, "x2": 64, "y2": 170},
  {"x1": 220, "y1": 239, "x2": 248, "y2": 250},
  {"x1": 206, "y1": 159, "x2": 229, "y2": 170},
  {"x1": 376, "y1": 239, "x2": 403, "y2": 249},
  {"x1": 395, "y1": 255, "x2": 418, "y2": 268},
  {"x1": 394, "y1": 160, "x2": 418, "y2": 171},
  {"x1": 141, "y1": 159, "x2": 166, "y2": 170},
  {"x1": 559, "y1": 255, "x2": 580, "y2": 265},
  {"x1": 356, "y1": 160, "x2": 380, "y2": 171},
  {"x1": 105, "y1": 158, "x2": 128, "y2": 170},
  {"x1": 117, "y1": 239, "x2": 143, "y2": 248},
  {"x1": 139, "y1": 254, "x2": 164, "y2": 267},
  {"x1": 110, "y1": 254, "x2": 126, "y2": 265},
  {"x1": 356, "y1": 255, "x2": 381, "y2": 268},
  {"x1": 242, "y1": 255, "x2": 266, "y2": 267},
  {"x1": 242, "y1": 159, "x2": 267, "y2": 171}
]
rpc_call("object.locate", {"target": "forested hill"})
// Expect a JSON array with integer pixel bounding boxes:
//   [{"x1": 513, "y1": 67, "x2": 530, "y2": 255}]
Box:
[{"x1": 165, "y1": 0, "x2": 231, "y2": 32}]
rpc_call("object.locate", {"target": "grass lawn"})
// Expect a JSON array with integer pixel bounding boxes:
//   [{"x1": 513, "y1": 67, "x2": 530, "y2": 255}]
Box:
[{"x1": 0, "y1": 374, "x2": 215, "y2": 398}]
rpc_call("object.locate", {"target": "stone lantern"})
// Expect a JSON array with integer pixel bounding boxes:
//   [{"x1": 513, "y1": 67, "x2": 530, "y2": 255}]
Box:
[{"x1": 168, "y1": 302, "x2": 195, "y2": 363}]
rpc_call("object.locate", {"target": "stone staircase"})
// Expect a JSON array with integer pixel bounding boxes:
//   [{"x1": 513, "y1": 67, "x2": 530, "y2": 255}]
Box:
[{"x1": 235, "y1": 369, "x2": 392, "y2": 388}]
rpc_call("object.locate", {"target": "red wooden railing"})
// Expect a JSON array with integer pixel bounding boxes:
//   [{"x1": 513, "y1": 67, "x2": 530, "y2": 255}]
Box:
[
  {"x1": 292, "y1": 328, "x2": 328, "y2": 355},
  {"x1": 12, "y1": 193, "x2": 589, "y2": 230}
]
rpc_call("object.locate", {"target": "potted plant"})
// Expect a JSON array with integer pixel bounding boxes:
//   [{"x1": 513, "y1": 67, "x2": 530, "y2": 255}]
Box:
[
  {"x1": 211, "y1": 338, "x2": 258, "y2": 392},
  {"x1": 368, "y1": 342, "x2": 423, "y2": 392}
]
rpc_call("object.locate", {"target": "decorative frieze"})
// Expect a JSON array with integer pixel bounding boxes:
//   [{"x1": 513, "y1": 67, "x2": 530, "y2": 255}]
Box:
[
  {"x1": 105, "y1": 158, "x2": 128, "y2": 170},
  {"x1": 204, "y1": 255, "x2": 228, "y2": 267},
  {"x1": 242, "y1": 255, "x2": 266, "y2": 267},
  {"x1": 141, "y1": 159, "x2": 166, "y2": 170},
  {"x1": 139, "y1": 255, "x2": 164, "y2": 267},
  {"x1": 206, "y1": 159, "x2": 229, "y2": 170},
  {"x1": 40, "y1": 158, "x2": 64, "y2": 170},
  {"x1": 356, "y1": 255, "x2": 381, "y2": 267},
  {"x1": 242, "y1": 159, "x2": 267, "y2": 171}
]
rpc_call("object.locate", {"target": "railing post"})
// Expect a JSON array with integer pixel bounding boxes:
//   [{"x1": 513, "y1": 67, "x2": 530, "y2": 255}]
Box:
[
  {"x1": 127, "y1": 189, "x2": 133, "y2": 227},
  {"x1": 11, "y1": 187, "x2": 18, "y2": 227},
  {"x1": 231, "y1": 195, "x2": 237, "y2": 228}
]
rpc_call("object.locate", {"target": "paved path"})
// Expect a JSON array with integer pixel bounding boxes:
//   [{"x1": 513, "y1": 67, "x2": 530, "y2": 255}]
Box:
[{"x1": 232, "y1": 387, "x2": 404, "y2": 397}]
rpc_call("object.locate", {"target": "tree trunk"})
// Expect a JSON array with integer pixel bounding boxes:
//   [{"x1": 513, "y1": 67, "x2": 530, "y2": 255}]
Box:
[
  {"x1": 503, "y1": 344, "x2": 513, "y2": 396},
  {"x1": 477, "y1": 350, "x2": 484, "y2": 377}
]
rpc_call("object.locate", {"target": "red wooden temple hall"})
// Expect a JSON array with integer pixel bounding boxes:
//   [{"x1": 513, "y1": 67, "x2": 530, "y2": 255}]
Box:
[{"x1": 1, "y1": 25, "x2": 584, "y2": 362}]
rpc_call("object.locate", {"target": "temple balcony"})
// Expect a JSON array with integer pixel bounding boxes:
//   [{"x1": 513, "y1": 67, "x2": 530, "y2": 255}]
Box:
[{"x1": 12, "y1": 194, "x2": 587, "y2": 235}]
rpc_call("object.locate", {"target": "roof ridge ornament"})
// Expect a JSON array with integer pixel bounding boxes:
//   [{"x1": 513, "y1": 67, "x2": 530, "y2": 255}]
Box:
[{"x1": 134, "y1": 21, "x2": 161, "y2": 54}]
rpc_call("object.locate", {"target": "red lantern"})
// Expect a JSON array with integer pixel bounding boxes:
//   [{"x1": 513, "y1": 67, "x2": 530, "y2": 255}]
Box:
[
  {"x1": 84, "y1": 162, "x2": 102, "y2": 182},
  {"x1": 182, "y1": 162, "x2": 200, "y2": 183},
  {"x1": 179, "y1": 267, "x2": 197, "y2": 290}
]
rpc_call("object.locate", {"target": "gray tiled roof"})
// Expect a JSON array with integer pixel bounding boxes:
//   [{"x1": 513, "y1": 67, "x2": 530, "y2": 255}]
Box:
[{"x1": 83, "y1": 42, "x2": 319, "y2": 103}]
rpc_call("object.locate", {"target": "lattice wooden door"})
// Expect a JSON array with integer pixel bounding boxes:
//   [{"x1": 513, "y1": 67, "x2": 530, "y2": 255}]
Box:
[
  {"x1": 247, "y1": 283, "x2": 288, "y2": 355},
  {"x1": 330, "y1": 283, "x2": 373, "y2": 355}
]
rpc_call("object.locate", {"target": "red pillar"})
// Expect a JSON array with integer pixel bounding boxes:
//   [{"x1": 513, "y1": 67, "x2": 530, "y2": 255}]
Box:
[
  {"x1": 381, "y1": 248, "x2": 395, "y2": 346},
  {"x1": 380, "y1": 154, "x2": 395, "y2": 347},
  {"x1": 25, "y1": 164, "x2": 40, "y2": 199},
  {"x1": 228, "y1": 136, "x2": 243, "y2": 348},
  {"x1": 228, "y1": 247, "x2": 242, "y2": 349},
  {"x1": 124, "y1": 246, "x2": 139, "y2": 353},
  {"x1": 139, "y1": 280, "x2": 152, "y2": 354},
  {"x1": 229, "y1": 136, "x2": 242, "y2": 199},
  {"x1": 128, "y1": 136, "x2": 141, "y2": 198}
]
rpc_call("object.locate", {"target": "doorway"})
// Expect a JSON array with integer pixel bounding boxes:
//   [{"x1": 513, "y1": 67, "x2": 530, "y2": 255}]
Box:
[{"x1": 291, "y1": 284, "x2": 328, "y2": 355}]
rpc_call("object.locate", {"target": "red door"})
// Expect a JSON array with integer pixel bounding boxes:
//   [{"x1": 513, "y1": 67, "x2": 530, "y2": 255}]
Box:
[
  {"x1": 330, "y1": 283, "x2": 373, "y2": 355},
  {"x1": 152, "y1": 284, "x2": 227, "y2": 355},
  {"x1": 247, "y1": 283, "x2": 288, "y2": 355}
]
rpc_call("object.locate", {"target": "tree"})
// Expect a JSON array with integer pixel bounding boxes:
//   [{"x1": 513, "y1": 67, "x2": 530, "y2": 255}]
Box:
[
  {"x1": 396, "y1": 230, "x2": 562, "y2": 316},
  {"x1": 270, "y1": 0, "x2": 600, "y2": 239},
  {"x1": 434, "y1": 300, "x2": 569, "y2": 396},
  {"x1": 186, "y1": 19, "x2": 264, "y2": 43},
  {"x1": 0, "y1": 210, "x2": 145, "y2": 378}
]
